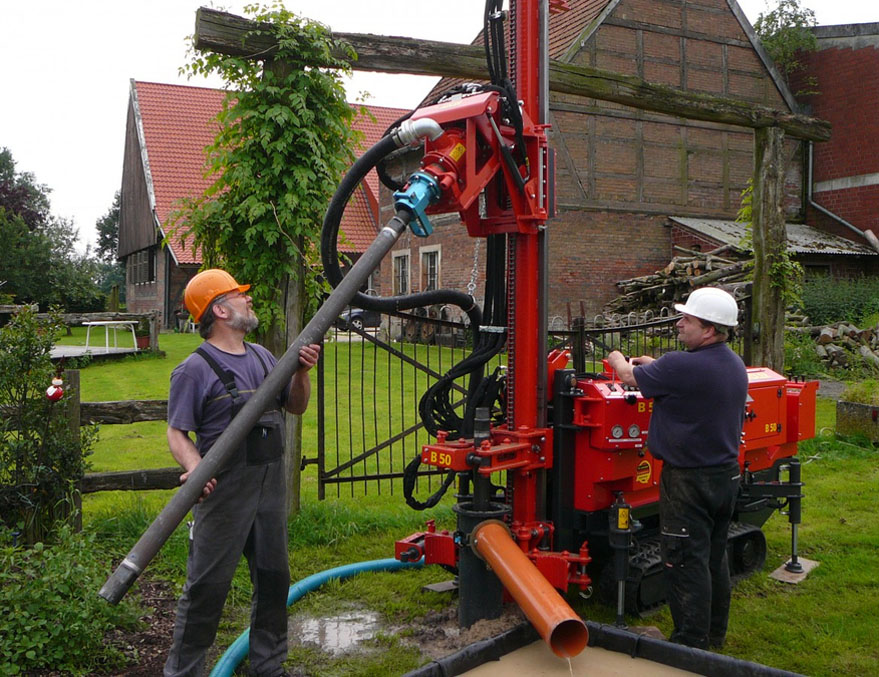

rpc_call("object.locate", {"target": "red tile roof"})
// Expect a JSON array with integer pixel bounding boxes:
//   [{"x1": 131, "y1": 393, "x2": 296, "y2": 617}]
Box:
[
  {"x1": 132, "y1": 81, "x2": 408, "y2": 262},
  {"x1": 134, "y1": 81, "x2": 224, "y2": 264}
]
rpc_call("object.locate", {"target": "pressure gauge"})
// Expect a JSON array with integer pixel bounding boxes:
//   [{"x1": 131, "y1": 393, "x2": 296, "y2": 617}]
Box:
[
  {"x1": 628, "y1": 424, "x2": 641, "y2": 438},
  {"x1": 611, "y1": 424, "x2": 624, "y2": 439}
]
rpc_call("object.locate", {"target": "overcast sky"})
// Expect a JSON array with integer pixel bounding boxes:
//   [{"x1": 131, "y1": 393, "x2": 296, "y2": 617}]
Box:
[{"x1": 0, "y1": 1, "x2": 875, "y2": 253}]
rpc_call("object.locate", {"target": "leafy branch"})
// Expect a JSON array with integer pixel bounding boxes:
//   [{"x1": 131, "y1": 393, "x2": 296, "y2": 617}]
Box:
[{"x1": 171, "y1": 2, "x2": 363, "y2": 338}]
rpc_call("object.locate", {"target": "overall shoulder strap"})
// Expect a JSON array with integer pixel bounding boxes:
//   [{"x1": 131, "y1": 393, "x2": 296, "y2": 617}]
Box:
[
  {"x1": 195, "y1": 346, "x2": 239, "y2": 399},
  {"x1": 244, "y1": 342, "x2": 269, "y2": 378}
]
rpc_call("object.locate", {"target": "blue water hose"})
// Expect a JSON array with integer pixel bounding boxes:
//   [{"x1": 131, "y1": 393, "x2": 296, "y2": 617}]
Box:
[{"x1": 209, "y1": 557, "x2": 424, "y2": 677}]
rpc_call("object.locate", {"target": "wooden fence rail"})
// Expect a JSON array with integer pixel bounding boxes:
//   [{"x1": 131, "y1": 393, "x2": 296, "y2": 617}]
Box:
[
  {"x1": 78, "y1": 393, "x2": 179, "y2": 493},
  {"x1": 41, "y1": 370, "x2": 181, "y2": 494}
]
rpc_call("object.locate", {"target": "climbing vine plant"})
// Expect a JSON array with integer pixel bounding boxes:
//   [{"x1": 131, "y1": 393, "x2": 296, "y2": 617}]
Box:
[{"x1": 173, "y1": 2, "x2": 361, "y2": 336}]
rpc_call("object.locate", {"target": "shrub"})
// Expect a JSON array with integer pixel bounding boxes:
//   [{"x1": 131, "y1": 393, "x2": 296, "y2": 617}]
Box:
[
  {"x1": 784, "y1": 330, "x2": 825, "y2": 377},
  {"x1": 0, "y1": 306, "x2": 96, "y2": 543},
  {"x1": 801, "y1": 275, "x2": 879, "y2": 325},
  {"x1": 840, "y1": 380, "x2": 879, "y2": 406},
  {"x1": 0, "y1": 524, "x2": 141, "y2": 675}
]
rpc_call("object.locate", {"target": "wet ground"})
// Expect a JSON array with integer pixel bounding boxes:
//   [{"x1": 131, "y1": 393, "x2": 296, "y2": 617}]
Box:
[{"x1": 288, "y1": 609, "x2": 383, "y2": 655}]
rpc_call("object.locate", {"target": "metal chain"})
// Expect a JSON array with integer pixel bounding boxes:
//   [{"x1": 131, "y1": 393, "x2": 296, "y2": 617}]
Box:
[{"x1": 467, "y1": 238, "x2": 481, "y2": 295}]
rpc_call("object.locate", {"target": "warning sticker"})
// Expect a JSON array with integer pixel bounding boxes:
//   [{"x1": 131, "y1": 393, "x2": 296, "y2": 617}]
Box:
[{"x1": 636, "y1": 460, "x2": 652, "y2": 485}]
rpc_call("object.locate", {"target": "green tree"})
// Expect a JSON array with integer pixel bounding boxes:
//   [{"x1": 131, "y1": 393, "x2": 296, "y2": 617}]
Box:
[
  {"x1": 95, "y1": 190, "x2": 120, "y2": 263},
  {"x1": 0, "y1": 147, "x2": 51, "y2": 231},
  {"x1": 0, "y1": 148, "x2": 105, "y2": 312},
  {"x1": 754, "y1": 0, "x2": 818, "y2": 92},
  {"x1": 94, "y1": 191, "x2": 125, "y2": 305},
  {"x1": 173, "y1": 3, "x2": 360, "y2": 350}
]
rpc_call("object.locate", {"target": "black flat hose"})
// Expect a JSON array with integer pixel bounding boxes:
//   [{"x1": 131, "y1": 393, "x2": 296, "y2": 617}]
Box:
[{"x1": 98, "y1": 208, "x2": 413, "y2": 605}]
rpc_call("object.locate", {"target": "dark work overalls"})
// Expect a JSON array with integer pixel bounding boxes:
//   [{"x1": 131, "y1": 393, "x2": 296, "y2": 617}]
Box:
[
  {"x1": 660, "y1": 461, "x2": 741, "y2": 649},
  {"x1": 164, "y1": 346, "x2": 289, "y2": 677}
]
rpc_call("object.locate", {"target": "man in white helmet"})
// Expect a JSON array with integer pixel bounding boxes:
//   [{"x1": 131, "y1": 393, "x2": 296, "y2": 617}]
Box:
[{"x1": 607, "y1": 286, "x2": 747, "y2": 651}]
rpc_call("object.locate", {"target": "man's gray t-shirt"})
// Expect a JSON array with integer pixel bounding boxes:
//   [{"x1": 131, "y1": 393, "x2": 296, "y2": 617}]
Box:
[
  {"x1": 632, "y1": 341, "x2": 747, "y2": 468},
  {"x1": 167, "y1": 341, "x2": 289, "y2": 456}
]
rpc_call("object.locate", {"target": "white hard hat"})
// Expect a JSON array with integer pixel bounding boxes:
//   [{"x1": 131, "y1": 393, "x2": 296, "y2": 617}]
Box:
[{"x1": 674, "y1": 287, "x2": 739, "y2": 327}]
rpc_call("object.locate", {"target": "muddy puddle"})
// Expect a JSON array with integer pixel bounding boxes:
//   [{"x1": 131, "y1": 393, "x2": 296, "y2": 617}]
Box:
[{"x1": 287, "y1": 609, "x2": 383, "y2": 655}]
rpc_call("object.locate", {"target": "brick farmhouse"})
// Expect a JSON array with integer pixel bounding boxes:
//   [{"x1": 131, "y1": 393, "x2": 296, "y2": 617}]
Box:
[{"x1": 119, "y1": 3, "x2": 879, "y2": 327}]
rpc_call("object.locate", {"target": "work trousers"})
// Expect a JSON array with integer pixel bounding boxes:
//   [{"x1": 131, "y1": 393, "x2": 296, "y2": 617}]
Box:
[
  {"x1": 659, "y1": 462, "x2": 741, "y2": 650},
  {"x1": 164, "y1": 455, "x2": 290, "y2": 677}
]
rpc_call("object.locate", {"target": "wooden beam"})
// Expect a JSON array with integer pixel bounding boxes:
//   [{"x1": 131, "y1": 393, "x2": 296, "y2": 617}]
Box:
[
  {"x1": 194, "y1": 7, "x2": 830, "y2": 142},
  {"x1": 80, "y1": 399, "x2": 168, "y2": 424},
  {"x1": 80, "y1": 468, "x2": 182, "y2": 493}
]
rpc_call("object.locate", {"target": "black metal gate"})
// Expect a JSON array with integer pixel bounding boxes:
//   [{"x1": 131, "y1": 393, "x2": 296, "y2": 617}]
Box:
[
  {"x1": 314, "y1": 305, "x2": 748, "y2": 499},
  {"x1": 313, "y1": 308, "x2": 481, "y2": 499}
]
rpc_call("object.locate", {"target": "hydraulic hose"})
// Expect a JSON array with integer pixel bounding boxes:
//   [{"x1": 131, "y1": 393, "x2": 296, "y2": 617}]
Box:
[
  {"x1": 321, "y1": 127, "x2": 482, "y2": 331},
  {"x1": 209, "y1": 558, "x2": 424, "y2": 677}
]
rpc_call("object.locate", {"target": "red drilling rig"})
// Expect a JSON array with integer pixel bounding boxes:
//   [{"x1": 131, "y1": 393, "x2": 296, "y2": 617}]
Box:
[{"x1": 102, "y1": 2, "x2": 817, "y2": 661}]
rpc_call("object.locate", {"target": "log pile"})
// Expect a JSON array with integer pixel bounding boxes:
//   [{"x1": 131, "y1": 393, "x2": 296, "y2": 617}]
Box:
[
  {"x1": 788, "y1": 322, "x2": 879, "y2": 371},
  {"x1": 606, "y1": 245, "x2": 752, "y2": 314}
]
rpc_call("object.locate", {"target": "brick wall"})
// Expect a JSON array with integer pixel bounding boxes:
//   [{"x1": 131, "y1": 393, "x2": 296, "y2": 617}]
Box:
[
  {"x1": 793, "y1": 33, "x2": 879, "y2": 235},
  {"x1": 376, "y1": 0, "x2": 810, "y2": 317}
]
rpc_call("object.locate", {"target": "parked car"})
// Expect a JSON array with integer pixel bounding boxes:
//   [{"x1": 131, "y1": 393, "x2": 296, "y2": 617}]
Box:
[{"x1": 335, "y1": 308, "x2": 381, "y2": 331}]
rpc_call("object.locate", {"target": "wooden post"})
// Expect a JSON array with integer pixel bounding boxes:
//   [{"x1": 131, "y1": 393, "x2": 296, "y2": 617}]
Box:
[
  {"x1": 193, "y1": 8, "x2": 831, "y2": 142},
  {"x1": 751, "y1": 127, "x2": 787, "y2": 371},
  {"x1": 65, "y1": 369, "x2": 83, "y2": 532},
  {"x1": 284, "y1": 263, "x2": 307, "y2": 517},
  {"x1": 149, "y1": 310, "x2": 160, "y2": 351},
  {"x1": 261, "y1": 57, "x2": 308, "y2": 517}
]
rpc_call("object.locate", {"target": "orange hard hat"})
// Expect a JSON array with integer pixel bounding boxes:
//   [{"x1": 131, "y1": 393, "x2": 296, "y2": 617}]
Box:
[{"x1": 184, "y1": 269, "x2": 250, "y2": 322}]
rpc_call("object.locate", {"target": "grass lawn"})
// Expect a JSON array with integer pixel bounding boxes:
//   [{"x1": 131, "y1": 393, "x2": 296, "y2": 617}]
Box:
[{"x1": 74, "y1": 338, "x2": 878, "y2": 676}]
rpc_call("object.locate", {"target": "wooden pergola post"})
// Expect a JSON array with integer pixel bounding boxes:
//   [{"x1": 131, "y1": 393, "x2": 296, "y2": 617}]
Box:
[
  {"x1": 751, "y1": 127, "x2": 787, "y2": 370},
  {"x1": 262, "y1": 58, "x2": 308, "y2": 516}
]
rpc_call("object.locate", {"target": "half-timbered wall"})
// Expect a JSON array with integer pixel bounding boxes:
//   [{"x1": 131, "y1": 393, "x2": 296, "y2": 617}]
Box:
[{"x1": 381, "y1": 0, "x2": 805, "y2": 316}]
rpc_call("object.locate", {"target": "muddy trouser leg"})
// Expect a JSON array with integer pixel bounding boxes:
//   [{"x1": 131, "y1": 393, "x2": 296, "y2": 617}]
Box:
[
  {"x1": 660, "y1": 463, "x2": 740, "y2": 650},
  {"x1": 244, "y1": 458, "x2": 290, "y2": 677},
  {"x1": 708, "y1": 467, "x2": 740, "y2": 647},
  {"x1": 164, "y1": 459, "x2": 262, "y2": 677}
]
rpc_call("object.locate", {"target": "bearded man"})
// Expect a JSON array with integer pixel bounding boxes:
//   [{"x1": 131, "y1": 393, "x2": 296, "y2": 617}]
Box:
[{"x1": 164, "y1": 269, "x2": 320, "y2": 677}]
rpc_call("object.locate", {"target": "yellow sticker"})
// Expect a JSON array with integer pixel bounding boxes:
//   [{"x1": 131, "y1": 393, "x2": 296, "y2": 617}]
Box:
[
  {"x1": 636, "y1": 460, "x2": 652, "y2": 485},
  {"x1": 618, "y1": 508, "x2": 630, "y2": 530},
  {"x1": 449, "y1": 143, "x2": 467, "y2": 162}
]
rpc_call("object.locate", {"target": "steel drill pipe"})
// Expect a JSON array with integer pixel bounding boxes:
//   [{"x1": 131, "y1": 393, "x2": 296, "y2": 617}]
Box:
[
  {"x1": 99, "y1": 210, "x2": 411, "y2": 604},
  {"x1": 472, "y1": 520, "x2": 588, "y2": 658}
]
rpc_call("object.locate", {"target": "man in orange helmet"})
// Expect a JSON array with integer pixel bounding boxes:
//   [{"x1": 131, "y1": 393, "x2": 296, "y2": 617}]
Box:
[{"x1": 164, "y1": 268, "x2": 320, "y2": 677}]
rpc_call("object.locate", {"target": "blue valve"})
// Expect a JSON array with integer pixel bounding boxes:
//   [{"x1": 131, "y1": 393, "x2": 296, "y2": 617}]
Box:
[{"x1": 394, "y1": 171, "x2": 442, "y2": 237}]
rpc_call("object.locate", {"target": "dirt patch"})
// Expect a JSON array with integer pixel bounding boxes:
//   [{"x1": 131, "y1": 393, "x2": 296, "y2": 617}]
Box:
[
  {"x1": 399, "y1": 605, "x2": 528, "y2": 660},
  {"x1": 30, "y1": 581, "x2": 523, "y2": 675},
  {"x1": 100, "y1": 578, "x2": 178, "y2": 676}
]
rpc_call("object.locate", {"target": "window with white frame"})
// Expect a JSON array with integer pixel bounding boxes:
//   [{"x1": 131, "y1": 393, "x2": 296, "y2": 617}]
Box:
[
  {"x1": 392, "y1": 251, "x2": 410, "y2": 296},
  {"x1": 420, "y1": 245, "x2": 441, "y2": 292}
]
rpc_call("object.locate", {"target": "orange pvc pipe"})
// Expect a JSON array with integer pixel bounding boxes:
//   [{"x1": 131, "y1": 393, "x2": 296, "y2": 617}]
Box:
[{"x1": 473, "y1": 521, "x2": 588, "y2": 658}]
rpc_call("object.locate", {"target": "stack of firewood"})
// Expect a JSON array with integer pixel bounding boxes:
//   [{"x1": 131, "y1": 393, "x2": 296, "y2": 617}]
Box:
[
  {"x1": 788, "y1": 322, "x2": 879, "y2": 370},
  {"x1": 606, "y1": 245, "x2": 752, "y2": 314}
]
